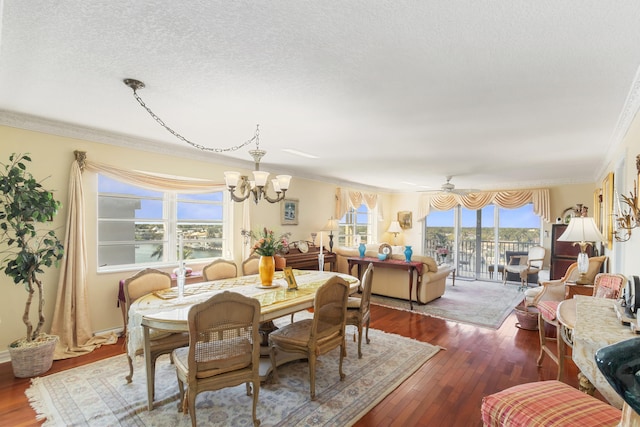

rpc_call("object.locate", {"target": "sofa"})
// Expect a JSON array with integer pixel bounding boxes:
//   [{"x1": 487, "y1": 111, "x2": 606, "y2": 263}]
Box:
[{"x1": 334, "y1": 244, "x2": 453, "y2": 304}]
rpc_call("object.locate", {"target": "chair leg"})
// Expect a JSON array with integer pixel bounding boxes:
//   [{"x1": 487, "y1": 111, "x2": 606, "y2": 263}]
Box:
[
  {"x1": 251, "y1": 379, "x2": 260, "y2": 426},
  {"x1": 187, "y1": 387, "x2": 197, "y2": 427},
  {"x1": 537, "y1": 313, "x2": 547, "y2": 366},
  {"x1": 269, "y1": 346, "x2": 279, "y2": 382},
  {"x1": 339, "y1": 340, "x2": 346, "y2": 381},
  {"x1": 557, "y1": 325, "x2": 568, "y2": 381},
  {"x1": 364, "y1": 318, "x2": 370, "y2": 345},
  {"x1": 357, "y1": 325, "x2": 363, "y2": 359},
  {"x1": 309, "y1": 353, "x2": 317, "y2": 400},
  {"x1": 126, "y1": 354, "x2": 134, "y2": 383}
]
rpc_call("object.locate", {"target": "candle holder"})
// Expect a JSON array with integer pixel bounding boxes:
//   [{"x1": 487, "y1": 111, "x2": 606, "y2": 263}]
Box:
[
  {"x1": 177, "y1": 272, "x2": 185, "y2": 301},
  {"x1": 318, "y1": 253, "x2": 325, "y2": 272}
]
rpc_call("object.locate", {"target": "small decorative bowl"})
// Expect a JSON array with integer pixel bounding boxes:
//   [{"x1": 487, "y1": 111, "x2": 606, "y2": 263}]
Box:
[{"x1": 377, "y1": 253, "x2": 387, "y2": 261}]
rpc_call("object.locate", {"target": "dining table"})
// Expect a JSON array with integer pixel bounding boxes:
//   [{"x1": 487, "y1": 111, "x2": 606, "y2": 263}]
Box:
[{"x1": 127, "y1": 269, "x2": 360, "y2": 410}]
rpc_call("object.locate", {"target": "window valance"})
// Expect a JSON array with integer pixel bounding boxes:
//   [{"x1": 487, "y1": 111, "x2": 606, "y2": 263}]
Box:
[
  {"x1": 335, "y1": 188, "x2": 378, "y2": 219},
  {"x1": 418, "y1": 188, "x2": 551, "y2": 223}
]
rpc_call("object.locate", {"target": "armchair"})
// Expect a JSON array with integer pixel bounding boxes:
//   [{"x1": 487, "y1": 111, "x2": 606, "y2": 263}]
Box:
[
  {"x1": 503, "y1": 246, "x2": 546, "y2": 290},
  {"x1": 536, "y1": 268, "x2": 623, "y2": 381}
]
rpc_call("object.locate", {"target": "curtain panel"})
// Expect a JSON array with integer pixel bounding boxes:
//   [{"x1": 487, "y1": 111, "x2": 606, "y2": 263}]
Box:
[
  {"x1": 417, "y1": 188, "x2": 551, "y2": 223},
  {"x1": 51, "y1": 151, "x2": 228, "y2": 359}
]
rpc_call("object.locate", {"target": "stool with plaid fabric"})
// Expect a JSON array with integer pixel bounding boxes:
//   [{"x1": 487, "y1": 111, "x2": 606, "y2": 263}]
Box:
[{"x1": 481, "y1": 380, "x2": 621, "y2": 426}]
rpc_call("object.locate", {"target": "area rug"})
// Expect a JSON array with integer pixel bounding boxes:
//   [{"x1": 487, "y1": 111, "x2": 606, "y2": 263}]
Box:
[
  {"x1": 371, "y1": 279, "x2": 525, "y2": 329},
  {"x1": 26, "y1": 326, "x2": 441, "y2": 427}
]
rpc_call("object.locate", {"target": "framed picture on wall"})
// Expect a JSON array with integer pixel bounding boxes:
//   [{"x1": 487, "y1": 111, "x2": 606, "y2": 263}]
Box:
[
  {"x1": 398, "y1": 211, "x2": 412, "y2": 229},
  {"x1": 281, "y1": 198, "x2": 299, "y2": 225},
  {"x1": 602, "y1": 172, "x2": 614, "y2": 250}
]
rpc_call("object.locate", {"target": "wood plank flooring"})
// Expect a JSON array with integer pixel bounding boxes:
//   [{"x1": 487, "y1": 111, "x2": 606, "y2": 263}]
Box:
[{"x1": 0, "y1": 300, "x2": 607, "y2": 426}]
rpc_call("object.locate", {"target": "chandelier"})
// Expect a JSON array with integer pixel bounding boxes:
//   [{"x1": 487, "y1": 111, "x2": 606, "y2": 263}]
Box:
[{"x1": 123, "y1": 78, "x2": 291, "y2": 204}]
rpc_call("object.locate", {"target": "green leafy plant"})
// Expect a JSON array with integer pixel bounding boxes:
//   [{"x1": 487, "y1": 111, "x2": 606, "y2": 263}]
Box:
[{"x1": 0, "y1": 153, "x2": 64, "y2": 343}]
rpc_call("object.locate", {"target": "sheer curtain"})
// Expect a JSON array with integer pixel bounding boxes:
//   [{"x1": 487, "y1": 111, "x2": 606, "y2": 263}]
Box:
[{"x1": 50, "y1": 151, "x2": 227, "y2": 359}]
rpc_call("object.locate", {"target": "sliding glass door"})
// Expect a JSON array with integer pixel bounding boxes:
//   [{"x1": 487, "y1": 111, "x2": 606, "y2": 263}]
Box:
[{"x1": 424, "y1": 204, "x2": 541, "y2": 281}]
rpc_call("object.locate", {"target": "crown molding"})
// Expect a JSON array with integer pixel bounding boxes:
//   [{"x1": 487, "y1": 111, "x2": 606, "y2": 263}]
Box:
[{"x1": 597, "y1": 64, "x2": 640, "y2": 180}]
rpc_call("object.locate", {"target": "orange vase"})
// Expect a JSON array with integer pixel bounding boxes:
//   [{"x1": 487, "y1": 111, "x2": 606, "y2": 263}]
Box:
[{"x1": 259, "y1": 255, "x2": 275, "y2": 286}]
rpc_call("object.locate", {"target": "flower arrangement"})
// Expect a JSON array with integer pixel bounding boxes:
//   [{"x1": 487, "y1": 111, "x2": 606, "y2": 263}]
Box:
[
  {"x1": 250, "y1": 227, "x2": 291, "y2": 256},
  {"x1": 436, "y1": 247, "x2": 449, "y2": 264},
  {"x1": 436, "y1": 247, "x2": 449, "y2": 256}
]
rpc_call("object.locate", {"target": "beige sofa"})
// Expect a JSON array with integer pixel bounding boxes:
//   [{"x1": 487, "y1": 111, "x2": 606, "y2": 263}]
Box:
[{"x1": 334, "y1": 244, "x2": 453, "y2": 304}]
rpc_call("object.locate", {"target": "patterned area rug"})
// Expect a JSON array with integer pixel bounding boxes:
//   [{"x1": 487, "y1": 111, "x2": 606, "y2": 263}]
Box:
[
  {"x1": 372, "y1": 279, "x2": 525, "y2": 329},
  {"x1": 26, "y1": 322, "x2": 441, "y2": 427}
]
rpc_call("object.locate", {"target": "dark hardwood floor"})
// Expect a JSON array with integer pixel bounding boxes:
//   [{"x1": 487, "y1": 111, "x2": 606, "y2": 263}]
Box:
[{"x1": 0, "y1": 301, "x2": 605, "y2": 426}]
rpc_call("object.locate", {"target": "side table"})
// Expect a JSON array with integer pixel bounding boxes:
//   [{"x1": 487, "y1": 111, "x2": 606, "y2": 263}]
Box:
[{"x1": 439, "y1": 263, "x2": 456, "y2": 286}]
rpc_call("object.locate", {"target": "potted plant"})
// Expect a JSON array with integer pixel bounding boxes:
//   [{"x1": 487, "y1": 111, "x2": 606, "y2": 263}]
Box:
[{"x1": 0, "y1": 153, "x2": 64, "y2": 377}]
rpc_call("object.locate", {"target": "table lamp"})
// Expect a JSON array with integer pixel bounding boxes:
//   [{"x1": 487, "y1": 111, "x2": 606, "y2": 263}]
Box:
[
  {"x1": 387, "y1": 221, "x2": 402, "y2": 245},
  {"x1": 558, "y1": 216, "x2": 605, "y2": 284},
  {"x1": 322, "y1": 218, "x2": 339, "y2": 252}
]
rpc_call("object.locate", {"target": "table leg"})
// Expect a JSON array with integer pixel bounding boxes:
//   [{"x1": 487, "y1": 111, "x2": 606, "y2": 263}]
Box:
[
  {"x1": 452, "y1": 269, "x2": 456, "y2": 286},
  {"x1": 578, "y1": 372, "x2": 596, "y2": 396},
  {"x1": 143, "y1": 325, "x2": 154, "y2": 411},
  {"x1": 408, "y1": 266, "x2": 414, "y2": 310}
]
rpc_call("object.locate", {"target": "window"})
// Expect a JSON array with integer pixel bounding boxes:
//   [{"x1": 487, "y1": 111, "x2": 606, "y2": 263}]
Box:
[
  {"x1": 423, "y1": 203, "x2": 541, "y2": 280},
  {"x1": 97, "y1": 174, "x2": 227, "y2": 270},
  {"x1": 337, "y1": 203, "x2": 374, "y2": 247}
]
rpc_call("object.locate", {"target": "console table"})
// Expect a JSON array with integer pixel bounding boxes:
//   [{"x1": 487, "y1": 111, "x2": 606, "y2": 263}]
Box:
[{"x1": 346, "y1": 256, "x2": 423, "y2": 310}]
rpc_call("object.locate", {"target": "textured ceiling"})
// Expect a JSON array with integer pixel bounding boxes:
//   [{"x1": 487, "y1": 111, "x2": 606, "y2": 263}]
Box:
[{"x1": 2, "y1": 1, "x2": 640, "y2": 192}]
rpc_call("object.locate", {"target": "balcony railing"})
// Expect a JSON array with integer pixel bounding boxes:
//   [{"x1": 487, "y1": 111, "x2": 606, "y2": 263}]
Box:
[{"x1": 426, "y1": 239, "x2": 539, "y2": 280}]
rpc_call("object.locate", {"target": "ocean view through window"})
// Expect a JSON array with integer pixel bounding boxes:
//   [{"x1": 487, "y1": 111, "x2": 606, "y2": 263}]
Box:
[{"x1": 97, "y1": 174, "x2": 227, "y2": 270}]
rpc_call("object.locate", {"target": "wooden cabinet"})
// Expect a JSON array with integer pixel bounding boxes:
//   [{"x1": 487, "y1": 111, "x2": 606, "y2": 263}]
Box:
[
  {"x1": 549, "y1": 224, "x2": 593, "y2": 280},
  {"x1": 281, "y1": 243, "x2": 336, "y2": 272}
]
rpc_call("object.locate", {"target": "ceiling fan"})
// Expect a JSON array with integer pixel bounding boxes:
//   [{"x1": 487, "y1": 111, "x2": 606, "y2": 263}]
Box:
[{"x1": 420, "y1": 176, "x2": 480, "y2": 195}]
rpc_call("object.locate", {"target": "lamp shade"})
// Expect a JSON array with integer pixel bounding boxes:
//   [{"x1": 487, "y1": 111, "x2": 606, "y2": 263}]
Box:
[
  {"x1": 387, "y1": 221, "x2": 403, "y2": 234},
  {"x1": 322, "y1": 218, "x2": 339, "y2": 232},
  {"x1": 558, "y1": 217, "x2": 605, "y2": 243}
]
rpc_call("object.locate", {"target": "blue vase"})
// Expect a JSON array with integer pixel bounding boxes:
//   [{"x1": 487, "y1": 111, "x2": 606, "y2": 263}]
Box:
[
  {"x1": 358, "y1": 243, "x2": 366, "y2": 258},
  {"x1": 404, "y1": 245, "x2": 413, "y2": 262}
]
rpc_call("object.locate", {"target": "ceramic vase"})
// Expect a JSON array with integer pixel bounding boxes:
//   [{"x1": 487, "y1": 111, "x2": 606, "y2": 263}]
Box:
[
  {"x1": 404, "y1": 245, "x2": 413, "y2": 262},
  {"x1": 359, "y1": 242, "x2": 366, "y2": 258},
  {"x1": 259, "y1": 255, "x2": 275, "y2": 286}
]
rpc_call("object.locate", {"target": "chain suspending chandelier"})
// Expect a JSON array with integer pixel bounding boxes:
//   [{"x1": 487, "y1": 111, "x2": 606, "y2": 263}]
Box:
[{"x1": 123, "y1": 78, "x2": 291, "y2": 204}]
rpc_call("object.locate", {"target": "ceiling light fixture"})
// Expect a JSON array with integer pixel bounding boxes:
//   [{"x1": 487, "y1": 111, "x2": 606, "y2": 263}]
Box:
[{"x1": 123, "y1": 78, "x2": 291, "y2": 204}]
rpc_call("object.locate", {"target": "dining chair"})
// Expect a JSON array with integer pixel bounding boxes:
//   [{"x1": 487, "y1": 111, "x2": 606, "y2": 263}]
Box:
[
  {"x1": 202, "y1": 258, "x2": 238, "y2": 281},
  {"x1": 123, "y1": 268, "x2": 189, "y2": 399},
  {"x1": 269, "y1": 276, "x2": 349, "y2": 400},
  {"x1": 346, "y1": 262, "x2": 374, "y2": 358},
  {"x1": 172, "y1": 291, "x2": 261, "y2": 427},
  {"x1": 536, "y1": 271, "x2": 626, "y2": 380},
  {"x1": 242, "y1": 255, "x2": 260, "y2": 276},
  {"x1": 503, "y1": 245, "x2": 546, "y2": 290}
]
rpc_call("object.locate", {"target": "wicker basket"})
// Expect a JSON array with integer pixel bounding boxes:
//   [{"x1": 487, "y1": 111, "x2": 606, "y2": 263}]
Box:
[
  {"x1": 514, "y1": 304, "x2": 539, "y2": 330},
  {"x1": 8, "y1": 335, "x2": 58, "y2": 378}
]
